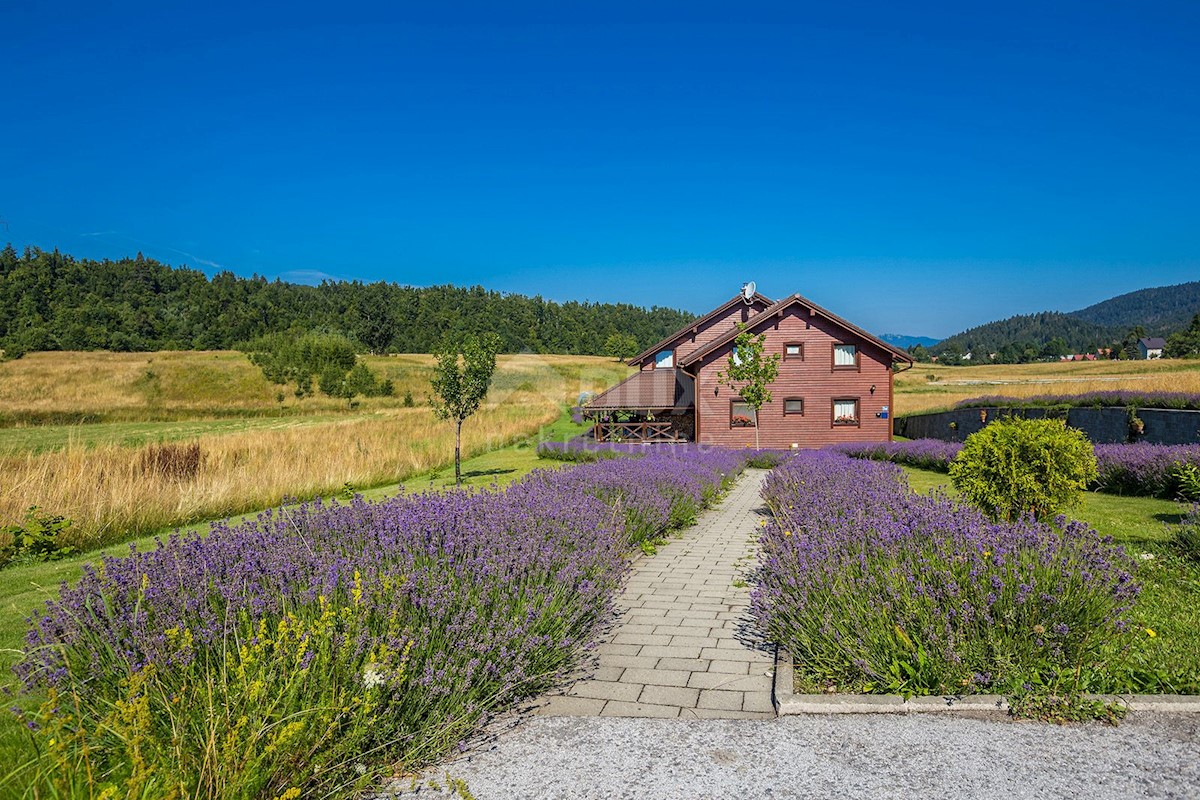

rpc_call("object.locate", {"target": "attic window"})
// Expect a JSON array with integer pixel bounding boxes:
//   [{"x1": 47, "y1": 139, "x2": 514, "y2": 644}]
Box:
[
  {"x1": 833, "y1": 343, "x2": 859, "y2": 370},
  {"x1": 784, "y1": 343, "x2": 803, "y2": 360},
  {"x1": 655, "y1": 350, "x2": 674, "y2": 368}
]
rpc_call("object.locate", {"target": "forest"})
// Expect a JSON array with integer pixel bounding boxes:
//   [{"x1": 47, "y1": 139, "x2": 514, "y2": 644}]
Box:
[
  {"x1": 0, "y1": 245, "x2": 694, "y2": 356},
  {"x1": 928, "y1": 281, "x2": 1200, "y2": 362}
]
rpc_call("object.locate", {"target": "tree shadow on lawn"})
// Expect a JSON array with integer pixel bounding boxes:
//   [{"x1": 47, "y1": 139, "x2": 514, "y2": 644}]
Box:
[
  {"x1": 1155, "y1": 512, "x2": 1189, "y2": 525},
  {"x1": 462, "y1": 468, "x2": 517, "y2": 479}
]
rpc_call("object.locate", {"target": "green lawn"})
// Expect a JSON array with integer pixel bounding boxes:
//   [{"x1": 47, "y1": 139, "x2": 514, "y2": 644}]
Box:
[{"x1": 901, "y1": 464, "x2": 1200, "y2": 694}]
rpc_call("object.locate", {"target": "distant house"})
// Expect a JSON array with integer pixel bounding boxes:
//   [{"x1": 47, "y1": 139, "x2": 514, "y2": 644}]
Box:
[
  {"x1": 581, "y1": 290, "x2": 914, "y2": 448},
  {"x1": 1138, "y1": 337, "x2": 1166, "y2": 359}
]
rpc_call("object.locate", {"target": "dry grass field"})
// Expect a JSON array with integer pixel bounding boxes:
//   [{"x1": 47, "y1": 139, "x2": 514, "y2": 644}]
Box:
[
  {"x1": 895, "y1": 358, "x2": 1200, "y2": 415},
  {"x1": 0, "y1": 351, "x2": 631, "y2": 550}
]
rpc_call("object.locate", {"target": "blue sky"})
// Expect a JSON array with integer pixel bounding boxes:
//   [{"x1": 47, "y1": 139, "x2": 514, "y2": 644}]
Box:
[{"x1": 3, "y1": 1, "x2": 1198, "y2": 338}]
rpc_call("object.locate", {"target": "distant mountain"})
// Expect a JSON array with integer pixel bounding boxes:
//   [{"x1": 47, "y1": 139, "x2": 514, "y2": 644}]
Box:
[
  {"x1": 934, "y1": 281, "x2": 1200, "y2": 354},
  {"x1": 1071, "y1": 281, "x2": 1200, "y2": 332},
  {"x1": 879, "y1": 333, "x2": 940, "y2": 350}
]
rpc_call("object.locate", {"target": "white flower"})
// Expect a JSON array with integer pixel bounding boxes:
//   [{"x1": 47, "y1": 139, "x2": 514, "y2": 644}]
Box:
[
  {"x1": 1140, "y1": 553, "x2": 1155, "y2": 561},
  {"x1": 363, "y1": 664, "x2": 385, "y2": 689}
]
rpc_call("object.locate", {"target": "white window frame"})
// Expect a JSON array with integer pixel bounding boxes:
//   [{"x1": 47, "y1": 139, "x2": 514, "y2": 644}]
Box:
[
  {"x1": 833, "y1": 398, "x2": 859, "y2": 426},
  {"x1": 833, "y1": 343, "x2": 858, "y2": 369}
]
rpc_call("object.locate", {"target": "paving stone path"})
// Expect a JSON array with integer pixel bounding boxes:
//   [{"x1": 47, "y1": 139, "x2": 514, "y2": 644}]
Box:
[{"x1": 537, "y1": 468, "x2": 774, "y2": 719}]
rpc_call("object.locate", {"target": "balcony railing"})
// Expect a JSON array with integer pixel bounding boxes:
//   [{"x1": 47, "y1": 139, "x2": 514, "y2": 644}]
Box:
[{"x1": 593, "y1": 421, "x2": 680, "y2": 443}]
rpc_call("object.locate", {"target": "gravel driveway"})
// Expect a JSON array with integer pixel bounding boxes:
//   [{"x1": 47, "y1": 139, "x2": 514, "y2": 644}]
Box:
[{"x1": 387, "y1": 713, "x2": 1200, "y2": 799}]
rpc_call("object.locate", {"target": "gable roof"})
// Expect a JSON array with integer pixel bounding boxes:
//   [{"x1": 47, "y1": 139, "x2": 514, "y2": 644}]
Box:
[
  {"x1": 1139, "y1": 337, "x2": 1167, "y2": 349},
  {"x1": 678, "y1": 292, "x2": 915, "y2": 367},
  {"x1": 627, "y1": 292, "x2": 774, "y2": 366},
  {"x1": 584, "y1": 367, "x2": 695, "y2": 411}
]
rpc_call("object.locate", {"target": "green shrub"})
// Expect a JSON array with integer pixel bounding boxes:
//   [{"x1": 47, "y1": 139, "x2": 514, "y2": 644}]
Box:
[
  {"x1": 1170, "y1": 506, "x2": 1200, "y2": 563},
  {"x1": 1175, "y1": 463, "x2": 1200, "y2": 502},
  {"x1": 1, "y1": 507, "x2": 76, "y2": 569},
  {"x1": 949, "y1": 417, "x2": 1098, "y2": 522}
]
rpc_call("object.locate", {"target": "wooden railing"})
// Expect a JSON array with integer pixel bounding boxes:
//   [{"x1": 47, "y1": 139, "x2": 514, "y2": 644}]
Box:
[{"x1": 593, "y1": 421, "x2": 679, "y2": 443}]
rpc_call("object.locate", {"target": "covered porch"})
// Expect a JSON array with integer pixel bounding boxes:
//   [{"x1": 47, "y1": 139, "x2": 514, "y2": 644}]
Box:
[{"x1": 581, "y1": 367, "x2": 696, "y2": 444}]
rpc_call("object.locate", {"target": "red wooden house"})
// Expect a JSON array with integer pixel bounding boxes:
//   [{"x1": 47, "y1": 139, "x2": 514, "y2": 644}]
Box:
[{"x1": 583, "y1": 289, "x2": 914, "y2": 448}]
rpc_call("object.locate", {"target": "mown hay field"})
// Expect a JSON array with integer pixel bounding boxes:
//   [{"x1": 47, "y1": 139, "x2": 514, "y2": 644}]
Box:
[
  {"x1": 0, "y1": 351, "x2": 631, "y2": 550},
  {"x1": 895, "y1": 358, "x2": 1200, "y2": 415}
]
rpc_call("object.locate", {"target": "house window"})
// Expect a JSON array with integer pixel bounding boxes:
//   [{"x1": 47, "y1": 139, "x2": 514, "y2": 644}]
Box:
[
  {"x1": 655, "y1": 350, "x2": 674, "y2": 368},
  {"x1": 784, "y1": 398, "x2": 804, "y2": 415},
  {"x1": 730, "y1": 400, "x2": 757, "y2": 428},
  {"x1": 784, "y1": 343, "x2": 803, "y2": 360},
  {"x1": 833, "y1": 398, "x2": 859, "y2": 426},
  {"x1": 833, "y1": 343, "x2": 858, "y2": 369}
]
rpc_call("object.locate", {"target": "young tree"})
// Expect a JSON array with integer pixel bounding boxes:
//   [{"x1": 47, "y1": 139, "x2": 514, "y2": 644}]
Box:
[
  {"x1": 717, "y1": 324, "x2": 780, "y2": 448},
  {"x1": 431, "y1": 333, "x2": 502, "y2": 485}
]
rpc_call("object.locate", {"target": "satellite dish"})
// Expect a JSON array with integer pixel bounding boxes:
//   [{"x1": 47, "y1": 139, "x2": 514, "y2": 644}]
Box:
[{"x1": 741, "y1": 281, "x2": 756, "y2": 303}]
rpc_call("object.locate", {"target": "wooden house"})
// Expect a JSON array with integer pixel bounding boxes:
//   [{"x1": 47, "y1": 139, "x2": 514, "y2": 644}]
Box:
[
  {"x1": 583, "y1": 290, "x2": 915, "y2": 448},
  {"x1": 1138, "y1": 337, "x2": 1166, "y2": 360}
]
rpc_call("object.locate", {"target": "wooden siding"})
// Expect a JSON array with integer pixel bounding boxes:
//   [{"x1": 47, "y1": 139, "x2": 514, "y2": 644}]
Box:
[
  {"x1": 692, "y1": 307, "x2": 895, "y2": 449},
  {"x1": 638, "y1": 298, "x2": 770, "y2": 371}
]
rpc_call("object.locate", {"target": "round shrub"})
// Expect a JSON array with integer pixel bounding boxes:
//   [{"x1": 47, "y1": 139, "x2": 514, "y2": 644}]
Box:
[{"x1": 949, "y1": 417, "x2": 1098, "y2": 522}]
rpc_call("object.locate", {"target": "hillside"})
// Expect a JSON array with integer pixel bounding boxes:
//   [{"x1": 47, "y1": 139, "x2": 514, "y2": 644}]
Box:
[
  {"x1": 935, "y1": 281, "x2": 1200, "y2": 354},
  {"x1": 934, "y1": 312, "x2": 1114, "y2": 355},
  {"x1": 1071, "y1": 281, "x2": 1200, "y2": 332},
  {"x1": 0, "y1": 245, "x2": 694, "y2": 356}
]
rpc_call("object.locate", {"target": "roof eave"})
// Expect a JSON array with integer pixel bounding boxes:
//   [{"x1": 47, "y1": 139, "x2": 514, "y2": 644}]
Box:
[{"x1": 678, "y1": 293, "x2": 916, "y2": 367}]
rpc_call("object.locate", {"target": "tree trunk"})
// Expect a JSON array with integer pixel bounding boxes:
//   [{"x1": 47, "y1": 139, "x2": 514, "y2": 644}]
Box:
[
  {"x1": 754, "y1": 412, "x2": 760, "y2": 449},
  {"x1": 455, "y1": 420, "x2": 463, "y2": 486}
]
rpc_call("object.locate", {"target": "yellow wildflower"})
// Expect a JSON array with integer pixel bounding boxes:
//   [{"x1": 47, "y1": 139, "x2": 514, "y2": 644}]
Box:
[{"x1": 1145, "y1": 628, "x2": 1157, "y2": 638}]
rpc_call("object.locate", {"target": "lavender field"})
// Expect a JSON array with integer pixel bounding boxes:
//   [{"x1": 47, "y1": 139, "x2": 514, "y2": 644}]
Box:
[
  {"x1": 834, "y1": 439, "x2": 1200, "y2": 500},
  {"x1": 752, "y1": 451, "x2": 1143, "y2": 700},
  {"x1": 8, "y1": 449, "x2": 745, "y2": 797},
  {"x1": 954, "y1": 390, "x2": 1200, "y2": 412}
]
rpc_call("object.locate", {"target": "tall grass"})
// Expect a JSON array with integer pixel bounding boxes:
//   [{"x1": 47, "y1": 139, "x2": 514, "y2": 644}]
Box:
[
  {"x1": 0, "y1": 351, "x2": 629, "y2": 424},
  {"x1": 0, "y1": 351, "x2": 630, "y2": 551},
  {"x1": 0, "y1": 400, "x2": 561, "y2": 551}
]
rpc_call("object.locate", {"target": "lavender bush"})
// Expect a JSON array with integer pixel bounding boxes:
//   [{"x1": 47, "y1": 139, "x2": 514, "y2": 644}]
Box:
[
  {"x1": 954, "y1": 390, "x2": 1200, "y2": 411},
  {"x1": 13, "y1": 451, "x2": 742, "y2": 797},
  {"x1": 836, "y1": 439, "x2": 1200, "y2": 500},
  {"x1": 830, "y1": 440, "x2": 961, "y2": 472},
  {"x1": 538, "y1": 440, "x2": 790, "y2": 469},
  {"x1": 1093, "y1": 443, "x2": 1200, "y2": 499},
  {"x1": 752, "y1": 452, "x2": 1139, "y2": 698}
]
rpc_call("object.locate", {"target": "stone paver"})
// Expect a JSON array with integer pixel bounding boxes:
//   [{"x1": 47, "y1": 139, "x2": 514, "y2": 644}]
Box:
[{"x1": 537, "y1": 469, "x2": 774, "y2": 719}]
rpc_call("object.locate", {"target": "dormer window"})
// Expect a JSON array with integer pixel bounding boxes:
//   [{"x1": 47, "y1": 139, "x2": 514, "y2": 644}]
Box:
[{"x1": 655, "y1": 350, "x2": 674, "y2": 368}]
